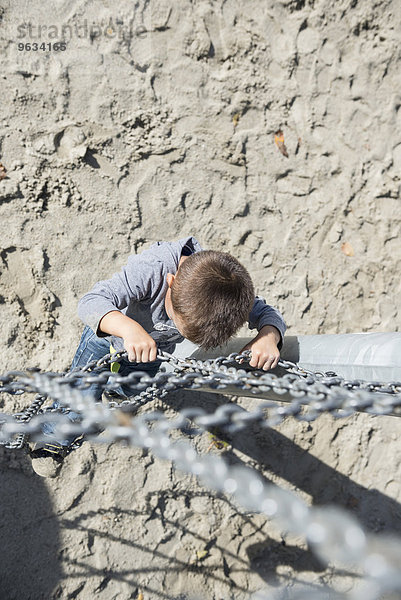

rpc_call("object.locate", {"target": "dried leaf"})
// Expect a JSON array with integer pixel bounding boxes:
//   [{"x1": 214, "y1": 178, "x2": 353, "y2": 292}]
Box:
[
  {"x1": 137, "y1": 592, "x2": 144, "y2": 600},
  {"x1": 196, "y1": 549, "x2": 209, "y2": 561},
  {"x1": 0, "y1": 163, "x2": 7, "y2": 180},
  {"x1": 214, "y1": 439, "x2": 228, "y2": 450},
  {"x1": 341, "y1": 242, "x2": 354, "y2": 257},
  {"x1": 274, "y1": 130, "x2": 289, "y2": 157},
  {"x1": 207, "y1": 432, "x2": 230, "y2": 452},
  {"x1": 232, "y1": 113, "x2": 240, "y2": 127}
]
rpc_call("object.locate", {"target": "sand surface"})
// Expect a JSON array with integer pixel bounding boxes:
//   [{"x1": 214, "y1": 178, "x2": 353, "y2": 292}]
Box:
[{"x1": 0, "y1": 0, "x2": 401, "y2": 598}]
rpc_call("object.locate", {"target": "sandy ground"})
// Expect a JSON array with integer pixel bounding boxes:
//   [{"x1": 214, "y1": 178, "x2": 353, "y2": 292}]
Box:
[{"x1": 0, "y1": 0, "x2": 401, "y2": 598}]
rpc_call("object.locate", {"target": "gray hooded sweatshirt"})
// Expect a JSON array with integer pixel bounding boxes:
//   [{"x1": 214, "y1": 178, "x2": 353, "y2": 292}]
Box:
[{"x1": 77, "y1": 235, "x2": 286, "y2": 354}]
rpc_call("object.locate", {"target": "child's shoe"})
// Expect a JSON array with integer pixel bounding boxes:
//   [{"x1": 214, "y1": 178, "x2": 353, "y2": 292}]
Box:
[
  {"x1": 30, "y1": 442, "x2": 68, "y2": 478},
  {"x1": 102, "y1": 389, "x2": 126, "y2": 404}
]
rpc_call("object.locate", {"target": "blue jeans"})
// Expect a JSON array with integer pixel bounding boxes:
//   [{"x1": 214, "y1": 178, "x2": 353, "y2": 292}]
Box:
[{"x1": 42, "y1": 326, "x2": 161, "y2": 446}]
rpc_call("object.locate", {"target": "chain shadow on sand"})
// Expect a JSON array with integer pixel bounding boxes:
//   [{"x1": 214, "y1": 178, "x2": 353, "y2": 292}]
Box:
[
  {"x1": 56, "y1": 496, "x2": 334, "y2": 599},
  {"x1": 160, "y1": 388, "x2": 401, "y2": 537}
]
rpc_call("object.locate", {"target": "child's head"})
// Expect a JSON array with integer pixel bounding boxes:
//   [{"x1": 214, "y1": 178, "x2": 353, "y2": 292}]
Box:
[{"x1": 168, "y1": 250, "x2": 255, "y2": 349}]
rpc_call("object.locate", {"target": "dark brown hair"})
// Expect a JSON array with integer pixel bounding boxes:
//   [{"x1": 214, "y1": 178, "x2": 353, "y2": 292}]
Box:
[{"x1": 171, "y1": 250, "x2": 255, "y2": 349}]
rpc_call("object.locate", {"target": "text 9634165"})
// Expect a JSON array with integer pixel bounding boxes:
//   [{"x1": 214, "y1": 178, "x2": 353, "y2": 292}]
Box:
[{"x1": 18, "y1": 42, "x2": 67, "y2": 51}]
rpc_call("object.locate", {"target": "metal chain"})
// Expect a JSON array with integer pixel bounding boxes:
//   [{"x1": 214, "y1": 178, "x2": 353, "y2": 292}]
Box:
[
  {"x1": 4, "y1": 394, "x2": 48, "y2": 449},
  {"x1": 1, "y1": 370, "x2": 401, "y2": 600},
  {"x1": 0, "y1": 351, "x2": 401, "y2": 449},
  {"x1": 1, "y1": 352, "x2": 400, "y2": 599},
  {"x1": 1, "y1": 350, "x2": 401, "y2": 449}
]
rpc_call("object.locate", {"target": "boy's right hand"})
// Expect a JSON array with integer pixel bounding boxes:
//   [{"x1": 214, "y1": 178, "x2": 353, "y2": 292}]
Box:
[
  {"x1": 98, "y1": 311, "x2": 158, "y2": 363},
  {"x1": 123, "y1": 329, "x2": 158, "y2": 363}
]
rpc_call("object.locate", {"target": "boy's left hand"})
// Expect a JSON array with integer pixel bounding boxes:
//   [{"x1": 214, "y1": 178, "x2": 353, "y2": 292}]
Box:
[{"x1": 240, "y1": 325, "x2": 281, "y2": 371}]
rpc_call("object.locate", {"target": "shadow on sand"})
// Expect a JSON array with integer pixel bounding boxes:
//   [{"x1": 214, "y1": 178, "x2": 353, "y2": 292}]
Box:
[
  {"x1": 162, "y1": 388, "x2": 401, "y2": 536},
  {"x1": 0, "y1": 448, "x2": 62, "y2": 600}
]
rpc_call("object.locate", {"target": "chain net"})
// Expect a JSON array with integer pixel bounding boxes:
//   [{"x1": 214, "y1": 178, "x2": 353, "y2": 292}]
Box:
[{"x1": 1, "y1": 349, "x2": 401, "y2": 599}]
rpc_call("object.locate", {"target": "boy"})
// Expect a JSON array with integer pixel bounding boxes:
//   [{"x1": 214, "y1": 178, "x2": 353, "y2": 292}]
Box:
[{"x1": 31, "y1": 236, "x2": 286, "y2": 477}]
